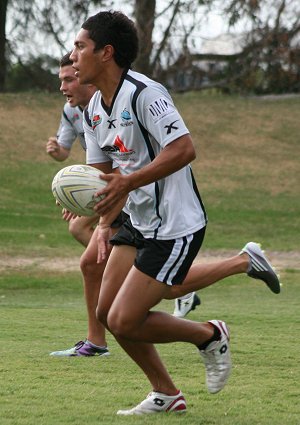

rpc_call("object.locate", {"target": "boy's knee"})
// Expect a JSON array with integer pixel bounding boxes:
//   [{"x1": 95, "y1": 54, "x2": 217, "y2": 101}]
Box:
[
  {"x1": 80, "y1": 251, "x2": 95, "y2": 275},
  {"x1": 107, "y1": 311, "x2": 136, "y2": 339},
  {"x1": 68, "y1": 219, "x2": 92, "y2": 246},
  {"x1": 68, "y1": 219, "x2": 81, "y2": 238},
  {"x1": 96, "y1": 305, "x2": 109, "y2": 328}
]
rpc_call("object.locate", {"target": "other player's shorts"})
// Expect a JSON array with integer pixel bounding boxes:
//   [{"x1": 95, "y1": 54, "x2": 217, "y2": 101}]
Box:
[{"x1": 110, "y1": 216, "x2": 206, "y2": 286}]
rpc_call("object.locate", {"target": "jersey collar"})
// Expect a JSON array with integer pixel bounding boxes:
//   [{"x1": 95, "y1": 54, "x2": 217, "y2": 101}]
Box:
[{"x1": 101, "y1": 68, "x2": 130, "y2": 115}]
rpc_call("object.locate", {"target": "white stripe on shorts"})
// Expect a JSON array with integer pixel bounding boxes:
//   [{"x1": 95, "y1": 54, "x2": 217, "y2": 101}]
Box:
[{"x1": 156, "y1": 234, "x2": 194, "y2": 285}]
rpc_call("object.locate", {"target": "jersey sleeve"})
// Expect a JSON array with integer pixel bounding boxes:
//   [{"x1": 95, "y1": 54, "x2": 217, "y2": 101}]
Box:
[
  {"x1": 83, "y1": 108, "x2": 112, "y2": 165},
  {"x1": 56, "y1": 106, "x2": 77, "y2": 149},
  {"x1": 135, "y1": 85, "x2": 189, "y2": 148}
]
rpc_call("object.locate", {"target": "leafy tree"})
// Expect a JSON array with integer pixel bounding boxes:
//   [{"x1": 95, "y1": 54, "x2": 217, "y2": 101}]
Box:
[
  {"x1": 4, "y1": 0, "x2": 213, "y2": 91},
  {"x1": 134, "y1": 0, "x2": 156, "y2": 75},
  {"x1": 6, "y1": 54, "x2": 59, "y2": 92},
  {"x1": 3, "y1": 0, "x2": 110, "y2": 91},
  {"x1": 2, "y1": 0, "x2": 299, "y2": 93},
  {"x1": 0, "y1": 0, "x2": 9, "y2": 91},
  {"x1": 134, "y1": 0, "x2": 212, "y2": 76},
  {"x1": 217, "y1": 0, "x2": 300, "y2": 93}
]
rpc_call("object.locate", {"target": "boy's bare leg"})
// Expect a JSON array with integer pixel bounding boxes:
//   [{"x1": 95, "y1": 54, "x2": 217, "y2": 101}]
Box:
[
  {"x1": 97, "y1": 246, "x2": 216, "y2": 394},
  {"x1": 167, "y1": 254, "x2": 249, "y2": 299},
  {"x1": 69, "y1": 215, "x2": 98, "y2": 247},
  {"x1": 79, "y1": 226, "x2": 118, "y2": 346}
]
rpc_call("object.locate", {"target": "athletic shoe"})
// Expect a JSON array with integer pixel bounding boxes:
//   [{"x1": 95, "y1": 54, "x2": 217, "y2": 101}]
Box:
[
  {"x1": 240, "y1": 242, "x2": 281, "y2": 294},
  {"x1": 199, "y1": 320, "x2": 231, "y2": 394},
  {"x1": 173, "y1": 292, "x2": 201, "y2": 318},
  {"x1": 49, "y1": 340, "x2": 110, "y2": 357},
  {"x1": 116, "y1": 390, "x2": 186, "y2": 415}
]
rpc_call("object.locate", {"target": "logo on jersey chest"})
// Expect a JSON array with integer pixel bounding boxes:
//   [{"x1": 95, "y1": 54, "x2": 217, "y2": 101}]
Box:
[
  {"x1": 107, "y1": 119, "x2": 117, "y2": 129},
  {"x1": 92, "y1": 114, "x2": 102, "y2": 129},
  {"x1": 101, "y1": 136, "x2": 136, "y2": 167},
  {"x1": 101, "y1": 135, "x2": 134, "y2": 154},
  {"x1": 120, "y1": 108, "x2": 133, "y2": 127},
  {"x1": 114, "y1": 135, "x2": 134, "y2": 152},
  {"x1": 71, "y1": 113, "x2": 80, "y2": 123}
]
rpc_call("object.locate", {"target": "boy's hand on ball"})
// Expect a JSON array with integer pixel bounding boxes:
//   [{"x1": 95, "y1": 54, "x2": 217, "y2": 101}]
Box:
[
  {"x1": 62, "y1": 208, "x2": 78, "y2": 221},
  {"x1": 94, "y1": 173, "x2": 130, "y2": 215}
]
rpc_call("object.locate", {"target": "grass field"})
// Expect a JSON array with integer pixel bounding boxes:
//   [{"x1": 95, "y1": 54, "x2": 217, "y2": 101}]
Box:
[{"x1": 0, "y1": 92, "x2": 299, "y2": 424}]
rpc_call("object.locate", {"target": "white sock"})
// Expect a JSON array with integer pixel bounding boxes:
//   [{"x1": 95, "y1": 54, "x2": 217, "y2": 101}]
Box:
[{"x1": 86, "y1": 339, "x2": 107, "y2": 349}]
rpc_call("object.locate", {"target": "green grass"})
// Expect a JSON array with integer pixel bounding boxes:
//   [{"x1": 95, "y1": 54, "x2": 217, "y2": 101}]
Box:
[
  {"x1": 0, "y1": 92, "x2": 299, "y2": 424},
  {"x1": 0, "y1": 161, "x2": 80, "y2": 256},
  {"x1": 1, "y1": 92, "x2": 299, "y2": 253},
  {"x1": 0, "y1": 269, "x2": 299, "y2": 425}
]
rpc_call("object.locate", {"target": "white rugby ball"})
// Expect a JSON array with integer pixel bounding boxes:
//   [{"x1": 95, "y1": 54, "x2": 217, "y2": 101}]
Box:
[{"x1": 52, "y1": 164, "x2": 106, "y2": 216}]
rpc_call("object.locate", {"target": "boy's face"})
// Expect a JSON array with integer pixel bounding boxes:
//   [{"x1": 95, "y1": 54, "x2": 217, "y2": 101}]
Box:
[
  {"x1": 70, "y1": 29, "x2": 103, "y2": 86},
  {"x1": 58, "y1": 64, "x2": 91, "y2": 107}
]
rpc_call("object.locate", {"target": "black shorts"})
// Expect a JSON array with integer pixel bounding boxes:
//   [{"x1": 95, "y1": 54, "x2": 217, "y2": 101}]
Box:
[
  {"x1": 110, "y1": 217, "x2": 206, "y2": 286},
  {"x1": 111, "y1": 211, "x2": 129, "y2": 228}
]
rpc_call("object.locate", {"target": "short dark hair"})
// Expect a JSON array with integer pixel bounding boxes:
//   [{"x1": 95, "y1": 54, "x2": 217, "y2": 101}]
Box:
[
  {"x1": 82, "y1": 11, "x2": 139, "y2": 68},
  {"x1": 60, "y1": 52, "x2": 73, "y2": 67}
]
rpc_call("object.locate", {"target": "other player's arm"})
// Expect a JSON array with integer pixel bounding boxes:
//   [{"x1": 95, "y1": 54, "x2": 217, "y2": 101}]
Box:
[
  {"x1": 46, "y1": 136, "x2": 71, "y2": 161},
  {"x1": 47, "y1": 106, "x2": 77, "y2": 161}
]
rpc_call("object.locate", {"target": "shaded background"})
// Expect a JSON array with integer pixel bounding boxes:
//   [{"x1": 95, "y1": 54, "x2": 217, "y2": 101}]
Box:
[{"x1": 1, "y1": 0, "x2": 300, "y2": 94}]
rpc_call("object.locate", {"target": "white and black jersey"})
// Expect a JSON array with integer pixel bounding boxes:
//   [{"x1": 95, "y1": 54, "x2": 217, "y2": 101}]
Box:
[
  {"x1": 84, "y1": 69, "x2": 207, "y2": 240},
  {"x1": 57, "y1": 103, "x2": 86, "y2": 150}
]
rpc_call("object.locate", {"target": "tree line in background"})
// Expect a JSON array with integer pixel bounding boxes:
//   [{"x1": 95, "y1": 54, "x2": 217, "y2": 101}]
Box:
[{"x1": 1, "y1": 0, "x2": 299, "y2": 94}]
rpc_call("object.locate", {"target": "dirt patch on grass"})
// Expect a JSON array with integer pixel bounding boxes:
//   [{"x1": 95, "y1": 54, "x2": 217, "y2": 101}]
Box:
[
  {"x1": 0, "y1": 256, "x2": 81, "y2": 273},
  {"x1": 0, "y1": 250, "x2": 299, "y2": 273}
]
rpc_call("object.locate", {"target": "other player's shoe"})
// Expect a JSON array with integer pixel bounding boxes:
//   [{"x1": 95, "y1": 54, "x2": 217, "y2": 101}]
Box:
[
  {"x1": 116, "y1": 390, "x2": 186, "y2": 415},
  {"x1": 199, "y1": 320, "x2": 231, "y2": 394},
  {"x1": 49, "y1": 340, "x2": 110, "y2": 357},
  {"x1": 173, "y1": 292, "x2": 201, "y2": 318},
  {"x1": 240, "y1": 242, "x2": 281, "y2": 294}
]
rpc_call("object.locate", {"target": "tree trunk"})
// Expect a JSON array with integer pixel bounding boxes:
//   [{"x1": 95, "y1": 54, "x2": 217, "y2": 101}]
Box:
[
  {"x1": 0, "y1": 0, "x2": 9, "y2": 91},
  {"x1": 134, "y1": 0, "x2": 156, "y2": 75}
]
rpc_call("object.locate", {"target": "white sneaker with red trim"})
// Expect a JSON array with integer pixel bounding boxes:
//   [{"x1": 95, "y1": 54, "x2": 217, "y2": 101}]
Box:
[
  {"x1": 199, "y1": 320, "x2": 231, "y2": 394},
  {"x1": 116, "y1": 390, "x2": 186, "y2": 415}
]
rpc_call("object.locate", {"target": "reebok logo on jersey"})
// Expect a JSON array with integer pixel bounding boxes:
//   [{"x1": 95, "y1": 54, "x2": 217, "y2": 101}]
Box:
[
  {"x1": 148, "y1": 97, "x2": 174, "y2": 123},
  {"x1": 92, "y1": 115, "x2": 102, "y2": 129}
]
